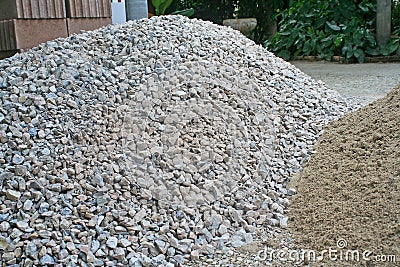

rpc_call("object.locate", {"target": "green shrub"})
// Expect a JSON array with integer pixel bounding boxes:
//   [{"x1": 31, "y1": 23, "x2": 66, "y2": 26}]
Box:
[
  {"x1": 167, "y1": 0, "x2": 237, "y2": 24},
  {"x1": 266, "y1": 0, "x2": 399, "y2": 62},
  {"x1": 393, "y1": 0, "x2": 400, "y2": 33}
]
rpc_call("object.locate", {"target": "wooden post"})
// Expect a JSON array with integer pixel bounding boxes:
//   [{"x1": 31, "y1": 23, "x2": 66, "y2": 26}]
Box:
[
  {"x1": 376, "y1": 0, "x2": 392, "y2": 46},
  {"x1": 148, "y1": 0, "x2": 155, "y2": 17}
]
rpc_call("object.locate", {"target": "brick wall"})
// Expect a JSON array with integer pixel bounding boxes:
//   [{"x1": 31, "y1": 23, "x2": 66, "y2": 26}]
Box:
[
  {"x1": 66, "y1": 0, "x2": 111, "y2": 18},
  {"x1": 0, "y1": 0, "x2": 66, "y2": 20},
  {"x1": 0, "y1": 0, "x2": 112, "y2": 59}
]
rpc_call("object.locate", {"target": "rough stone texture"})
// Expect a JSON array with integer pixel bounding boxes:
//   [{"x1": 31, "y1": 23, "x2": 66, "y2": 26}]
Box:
[
  {"x1": 289, "y1": 85, "x2": 400, "y2": 266},
  {"x1": 0, "y1": 16, "x2": 357, "y2": 266}
]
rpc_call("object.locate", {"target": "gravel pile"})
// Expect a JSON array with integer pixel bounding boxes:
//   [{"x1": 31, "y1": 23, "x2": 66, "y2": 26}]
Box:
[{"x1": 0, "y1": 16, "x2": 356, "y2": 266}]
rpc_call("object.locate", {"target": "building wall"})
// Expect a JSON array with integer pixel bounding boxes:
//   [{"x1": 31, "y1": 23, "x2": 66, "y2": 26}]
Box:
[{"x1": 0, "y1": 0, "x2": 112, "y2": 59}]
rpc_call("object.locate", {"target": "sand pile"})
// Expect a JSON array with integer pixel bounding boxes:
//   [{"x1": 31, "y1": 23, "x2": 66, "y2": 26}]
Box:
[{"x1": 289, "y1": 85, "x2": 400, "y2": 266}]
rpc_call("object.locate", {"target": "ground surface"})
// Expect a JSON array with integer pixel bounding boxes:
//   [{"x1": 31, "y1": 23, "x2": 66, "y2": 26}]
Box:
[
  {"x1": 292, "y1": 61, "x2": 400, "y2": 104},
  {"x1": 288, "y1": 83, "x2": 400, "y2": 267}
]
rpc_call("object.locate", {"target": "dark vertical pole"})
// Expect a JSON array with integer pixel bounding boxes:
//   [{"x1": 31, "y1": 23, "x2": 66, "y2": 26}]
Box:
[{"x1": 377, "y1": 0, "x2": 392, "y2": 46}]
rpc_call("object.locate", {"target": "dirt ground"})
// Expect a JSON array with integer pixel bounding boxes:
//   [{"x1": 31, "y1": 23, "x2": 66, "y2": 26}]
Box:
[
  {"x1": 292, "y1": 61, "x2": 400, "y2": 104},
  {"x1": 288, "y1": 84, "x2": 400, "y2": 266}
]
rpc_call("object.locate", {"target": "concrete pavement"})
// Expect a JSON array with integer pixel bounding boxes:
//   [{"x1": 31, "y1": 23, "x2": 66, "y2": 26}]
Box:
[{"x1": 291, "y1": 61, "x2": 400, "y2": 104}]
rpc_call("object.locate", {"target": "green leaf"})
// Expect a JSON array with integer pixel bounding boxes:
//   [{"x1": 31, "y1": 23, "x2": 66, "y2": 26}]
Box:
[
  {"x1": 326, "y1": 21, "x2": 341, "y2": 31},
  {"x1": 319, "y1": 51, "x2": 333, "y2": 61},
  {"x1": 171, "y1": 8, "x2": 194, "y2": 17},
  {"x1": 314, "y1": 18, "x2": 326, "y2": 29},
  {"x1": 159, "y1": 0, "x2": 174, "y2": 15},
  {"x1": 354, "y1": 49, "x2": 365, "y2": 63},
  {"x1": 303, "y1": 41, "x2": 312, "y2": 55},
  {"x1": 342, "y1": 44, "x2": 353, "y2": 59},
  {"x1": 358, "y1": 3, "x2": 369, "y2": 13},
  {"x1": 278, "y1": 50, "x2": 291, "y2": 60},
  {"x1": 152, "y1": 0, "x2": 173, "y2": 15},
  {"x1": 382, "y1": 38, "x2": 400, "y2": 55},
  {"x1": 152, "y1": 0, "x2": 162, "y2": 7},
  {"x1": 365, "y1": 30, "x2": 376, "y2": 46},
  {"x1": 152, "y1": 0, "x2": 162, "y2": 15},
  {"x1": 286, "y1": 34, "x2": 296, "y2": 48},
  {"x1": 321, "y1": 36, "x2": 332, "y2": 42},
  {"x1": 333, "y1": 35, "x2": 343, "y2": 46},
  {"x1": 365, "y1": 47, "x2": 379, "y2": 56}
]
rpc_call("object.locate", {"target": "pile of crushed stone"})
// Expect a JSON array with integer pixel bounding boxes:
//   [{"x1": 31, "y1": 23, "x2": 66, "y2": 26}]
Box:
[
  {"x1": 0, "y1": 16, "x2": 356, "y2": 266},
  {"x1": 289, "y1": 85, "x2": 400, "y2": 266}
]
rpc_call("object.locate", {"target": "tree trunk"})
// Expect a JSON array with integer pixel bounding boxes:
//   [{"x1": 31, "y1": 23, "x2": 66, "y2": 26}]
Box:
[
  {"x1": 376, "y1": 0, "x2": 391, "y2": 46},
  {"x1": 126, "y1": 0, "x2": 148, "y2": 20}
]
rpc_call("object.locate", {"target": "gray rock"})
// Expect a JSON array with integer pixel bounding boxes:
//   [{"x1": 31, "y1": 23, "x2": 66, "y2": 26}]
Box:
[
  {"x1": 112, "y1": 247, "x2": 126, "y2": 261},
  {"x1": 25, "y1": 242, "x2": 38, "y2": 257},
  {"x1": 58, "y1": 249, "x2": 69, "y2": 261},
  {"x1": 155, "y1": 239, "x2": 169, "y2": 254},
  {"x1": 40, "y1": 254, "x2": 55, "y2": 265},
  {"x1": 86, "y1": 251, "x2": 96, "y2": 262},
  {"x1": 119, "y1": 238, "x2": 131, "y2": 248},
  {"x1": 231, "y1": 235, "x2": 245, "y2": 248},
  {"x1": 1, "y1": 252, "x2": 15, "y2": 261},
  {"x1": 268, "y1": 218, "x2": 280, "y2": 226},
  {"x1": 0, "y1": 236, "x2": 9, "y2": 250},
  {"x1": 280, "y1": 216, "x2": 289, "y2": 228},
  {"x1": 12, "y1": 154, "x2": 24, "y2": 165},
  {"x1": 16, "y1": 221, "x2": 32, "y2": 232},
  {"x1": 287, "y1": 188, "x2": 297, "y2": 196},
  {"x1": 190, "y1": 250, "x2": 200, "y2": 261},
  {"x1": 218, "y1": 224, "x2": 229, "y2": 236},
  {"x1": 106, "y1": 237, "x2": 118, "y2": 249},
  {"x1": 200, "y1": 244, "x2": 215, "y2": 255},
  {"x1": 91, "y1": 240, "x2": 100, "y2": 253},
  {"x1": 6, "y1": 190, "x2": 21, "y2": 201},
  {"x1": 41, "y1": 148, "x2": 51, "y2": 156},
  {"x1": 14, "y1": 165, "x2": 27, "y2": 175},
  {"x1": 95, "y1": 249, "x2": 106, "y2": 257},
  {"x1": 0, "y1": 222, "x2": 10, "y2": 232}
]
